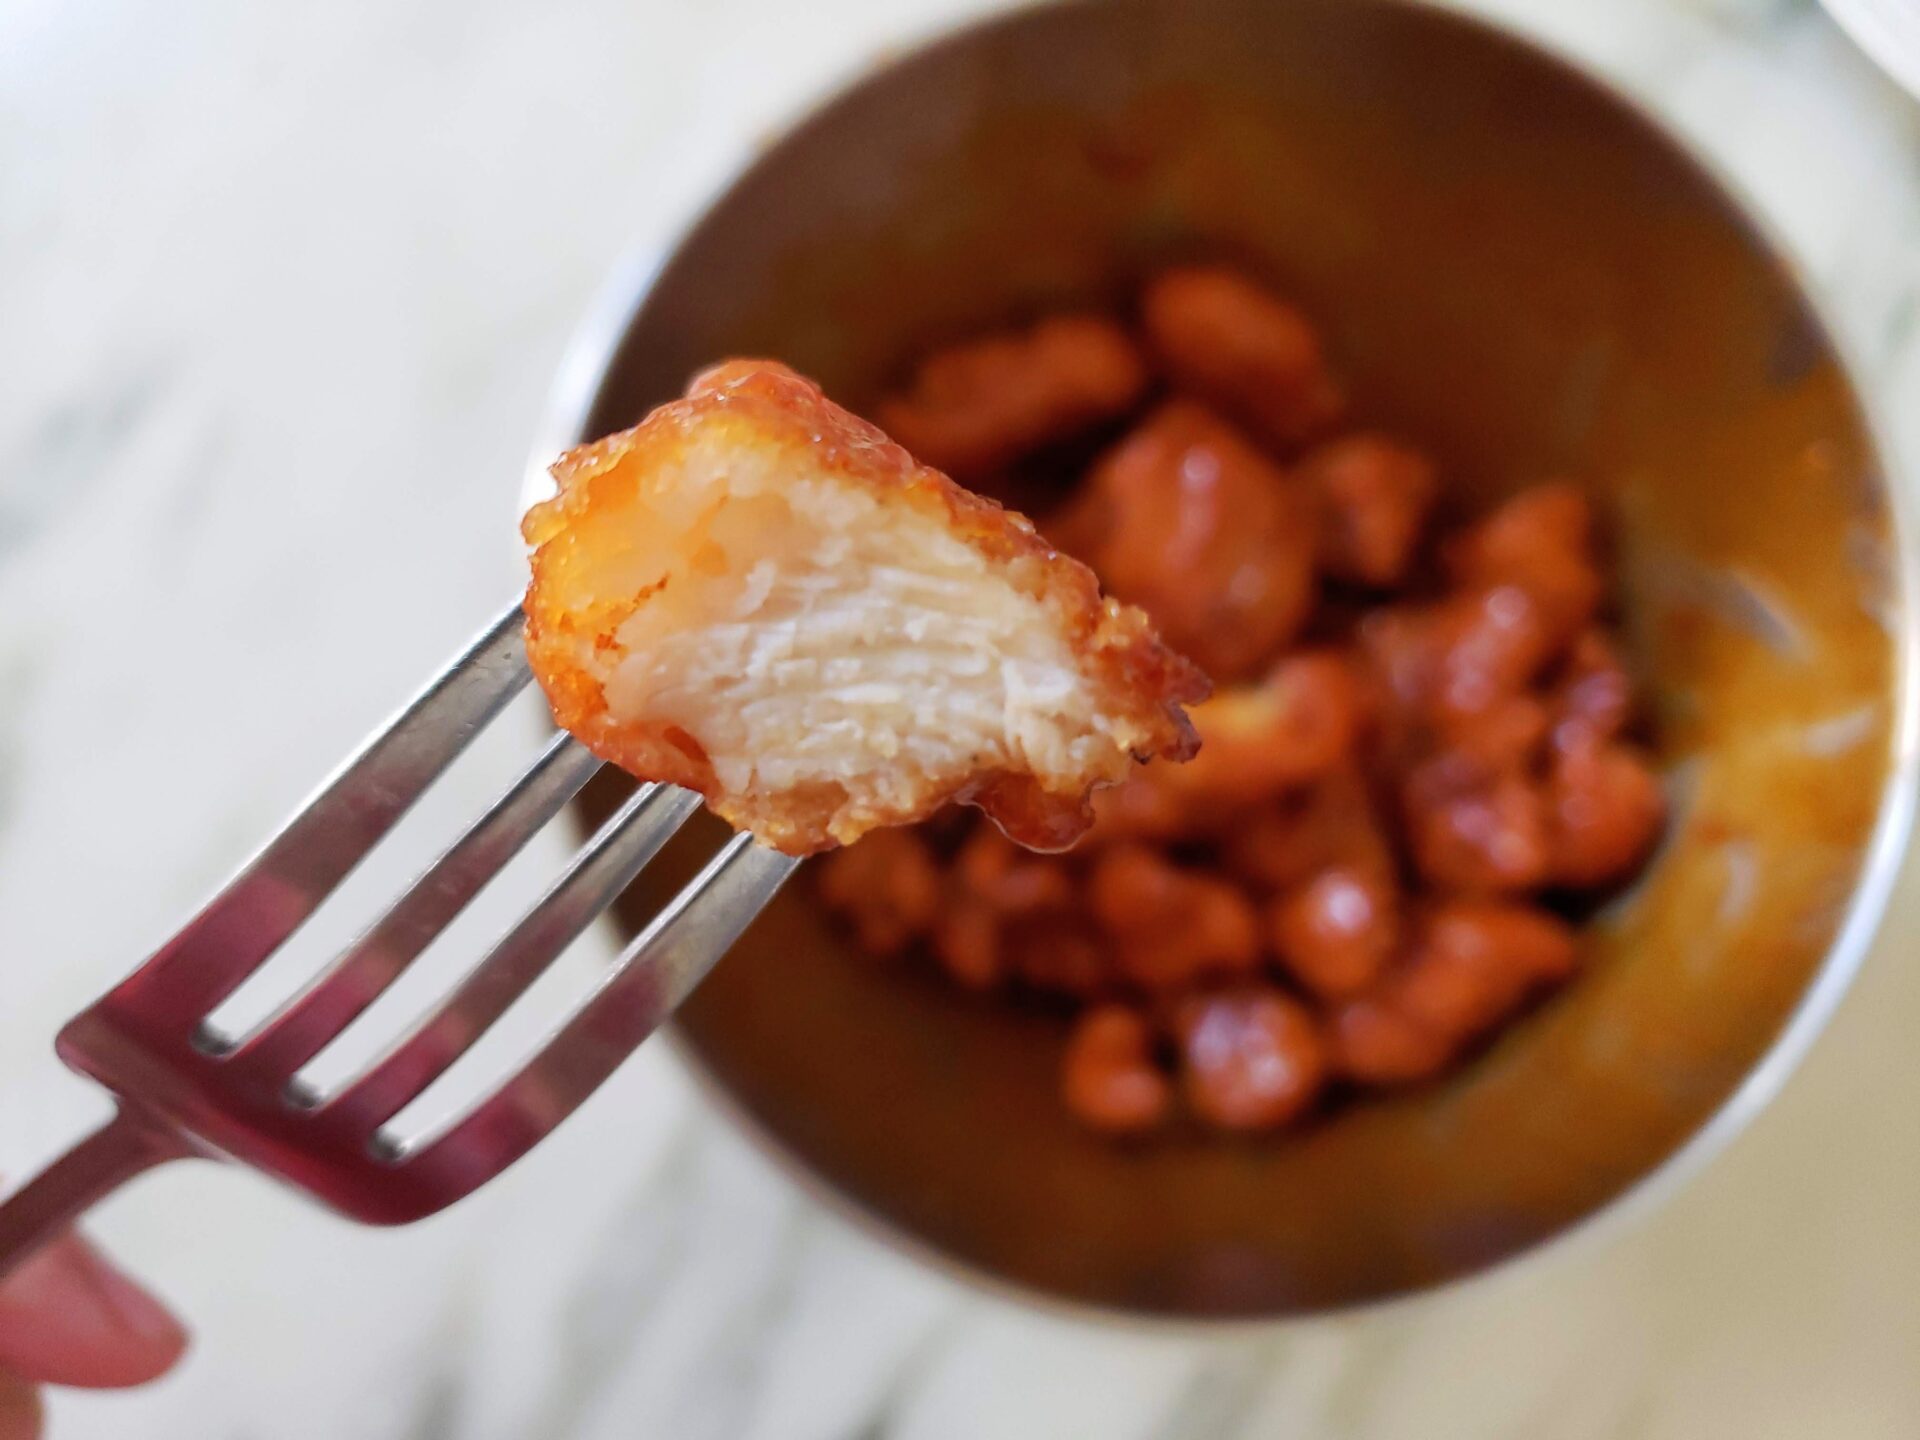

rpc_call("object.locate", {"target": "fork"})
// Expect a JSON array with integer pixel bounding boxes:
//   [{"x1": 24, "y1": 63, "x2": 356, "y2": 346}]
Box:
[{"x1": 0, "y1": 603, "x2": 799, "y2": 1279}]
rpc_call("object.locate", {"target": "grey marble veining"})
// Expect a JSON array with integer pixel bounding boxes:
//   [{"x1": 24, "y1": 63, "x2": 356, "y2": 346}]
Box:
[{"x1": 2, "y1": 0, "x2": 1919, "y2": 1436}]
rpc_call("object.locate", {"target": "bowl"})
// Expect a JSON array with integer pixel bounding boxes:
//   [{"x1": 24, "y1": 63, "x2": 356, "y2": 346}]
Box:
[{"x1": 523, "y1": 0, "x2": 1916, "y2": 1318}]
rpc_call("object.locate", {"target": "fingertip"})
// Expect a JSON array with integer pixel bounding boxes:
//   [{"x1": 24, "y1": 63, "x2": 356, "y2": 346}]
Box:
[
  {"x1": 0, "y1": 1233, "x2": 188, "y2": 1389},
  {"x1": 0, "y1": 1371, "x2": 43, "y2": 1440}
]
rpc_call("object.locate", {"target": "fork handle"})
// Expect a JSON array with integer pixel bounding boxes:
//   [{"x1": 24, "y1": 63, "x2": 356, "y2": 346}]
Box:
[{"x1": 0, "y1": 1107, "x2": 193, "y2": 1281}]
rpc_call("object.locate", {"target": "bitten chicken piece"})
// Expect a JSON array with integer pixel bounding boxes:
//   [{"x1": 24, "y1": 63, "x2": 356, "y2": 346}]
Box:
[{"x1": 523, "y1": 360, "x2": 1208, "y2": 855}]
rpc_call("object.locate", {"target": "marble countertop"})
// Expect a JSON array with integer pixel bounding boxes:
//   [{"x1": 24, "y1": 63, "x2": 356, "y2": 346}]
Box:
[{"x1": 3, "y1": 0, "x2": 1919, "y2": 1435}]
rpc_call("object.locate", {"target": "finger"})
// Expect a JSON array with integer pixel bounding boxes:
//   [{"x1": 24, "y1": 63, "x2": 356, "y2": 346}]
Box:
[
  {"x1": 0, "y1": 1232, "x2": 187, "y2": 1388},
  {"x1": 0, "y1": 1372, "x2": 41, "y2": 1440}
]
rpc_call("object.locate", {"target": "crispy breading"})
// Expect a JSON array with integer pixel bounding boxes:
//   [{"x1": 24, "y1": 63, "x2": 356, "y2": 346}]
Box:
[{"x1": 522, "y1": 360, "x2": 1208, "y2": 855}]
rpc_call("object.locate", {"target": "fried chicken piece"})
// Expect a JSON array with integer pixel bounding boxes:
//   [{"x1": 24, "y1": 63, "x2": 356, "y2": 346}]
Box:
[
  {"x1": 522, "y1": 360, "x2": 1207, "y2": 855},
  {"x1": 1545, "y1": 735, "x2": 1666, "y2": 888},
  {"x1": 929, "y1": 827, "x2": 1099, "y2": 996},
  {"x1": 816, "y1": 829, "x2": 941, "y2": 956},
  {"x1": 1171, "y1": 652, "x2": 1369, "y2": 801},
  {"x1": 1268, "y1": 864, "x2": 1400, "y2": 1000},
  {"x1": 1332, "y1": 901, "x2": 1576, "y2": 1085},
  {"x1": 1294, "y1": 433, "x2": 1438, "y2": 587},
  {"x1": 1549, "y1": 629, "x2": 1632, "y2": 754},
  {"x1": 1140, "y1": 267, "x2": 1344, "y2": 451},
  {"x1": 1171, "y1": 986, "x2": 1328, "y2": 1131},
  {"x1": 1087, "y1": 845, "x2": 1262, "y2": 991},
  {"x1": 1327, "y1": 997, "x2": 1454, "y2": 1086},
  {"x1": 931, "y1": 899, "x2": 1005, "y2": 991},
  {"x1": 1431, "y1": 586, "x2": 1562, "y2": 720},
  {"x1": 1223, "y1": 767, "x2": 1396, "y2": 893},
  {"x1": 1060, "y1": 401, "x2": 1321, "y2": 682},
  {"x1": 1086, "y1": 651, "x2": 1368, "y2": 842},
  {"x1": 1393, "y1": 901, "x2": 1577, "y2": 1040},
  {"x1": 1062, "y1": 1005, "x2": 1172, "y2": 1134},
  {"x1": 877, "y1": 316, "x2": 1149, "y2": 480},
  {"x1": 954, "y1": 826, "x2": 1076, "y2": 914},
  {"x1": 1443, "y1": 483, "x2": 1602, "y2": 646},
  {"x1": 1358, "y1": 589, "x2": 1565, "y2": 781},
  {"x1": 1361, "y1": 588, "x2": 1559, "y2": 728},
  {"x1": 1009, "y1": 916, "x2": 1113, "y2": 998},
  {"x1": 1441, "y1": 694, "x2": 1551, "y2": 774},
  {"x1": 1402, "y1": 749, "x2": 1552, "y2": 895}
]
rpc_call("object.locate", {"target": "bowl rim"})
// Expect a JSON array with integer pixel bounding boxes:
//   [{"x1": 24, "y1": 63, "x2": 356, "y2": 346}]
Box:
[{"x1": 516, "y1": 0, "x2": 1920, "y2": 1329}]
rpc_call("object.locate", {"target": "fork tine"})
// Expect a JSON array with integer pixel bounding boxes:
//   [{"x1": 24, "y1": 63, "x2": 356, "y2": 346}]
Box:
[
  {"x1": 383, "y1": 835, "x2": 797, "y2": 1179},
  {"x1": 215, "y1": 733, "x2": 605, "y2": 1073},
  {"x1": 112, "y1": 604, "x2": 533, "y2": 1024},
  {"x1": 316, "y1": 781, "x2": 704, "y2": 1130}
]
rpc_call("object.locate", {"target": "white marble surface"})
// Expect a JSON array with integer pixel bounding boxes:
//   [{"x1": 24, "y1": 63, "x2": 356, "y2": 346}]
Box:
[{"x1": 3, "y1": 0, "x2": 1920, "y2": 1435}]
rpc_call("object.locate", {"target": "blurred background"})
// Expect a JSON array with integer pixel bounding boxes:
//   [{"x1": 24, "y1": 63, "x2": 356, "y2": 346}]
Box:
[{"x1": 3, "y1": 0, "x2": 1919, "y2": 1436}]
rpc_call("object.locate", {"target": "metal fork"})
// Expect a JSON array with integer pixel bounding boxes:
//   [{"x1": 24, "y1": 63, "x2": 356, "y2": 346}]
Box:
[{"x1": 0, "y1": 604, "x2": 798, "y2": 1279}]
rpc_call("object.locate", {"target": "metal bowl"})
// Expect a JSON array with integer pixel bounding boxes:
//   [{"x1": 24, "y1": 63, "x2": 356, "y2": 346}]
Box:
[{"x1": 523, "y1": 0, "x2": 1916, "y2": 1319}]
